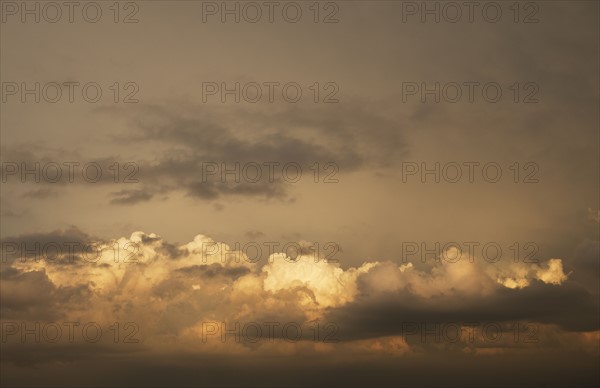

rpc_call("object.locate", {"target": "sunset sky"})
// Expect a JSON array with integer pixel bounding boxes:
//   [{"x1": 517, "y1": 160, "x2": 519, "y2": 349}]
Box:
[{"x1": 1, "y1": 1, "x2": 599, "y2": 387}]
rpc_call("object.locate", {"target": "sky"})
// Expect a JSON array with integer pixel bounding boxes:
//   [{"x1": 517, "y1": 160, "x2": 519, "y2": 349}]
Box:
[{"x1": 0, "y1": 1, "x2": 599, "y2": 387}]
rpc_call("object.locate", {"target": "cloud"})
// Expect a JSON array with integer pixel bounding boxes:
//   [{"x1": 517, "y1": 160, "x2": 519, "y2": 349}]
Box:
[
  {"x1": 21, "y1": 188, "x2": 58, "y2": 199},
  {"x1": 109, "y1": 189, "x2": 154, "y2": 205},
  {"x1": 1, "y1": 229, "x2": 596, "y2": 366},
  {"x1": 89, "y1": 101, "x2": 408, "y2": 203}
]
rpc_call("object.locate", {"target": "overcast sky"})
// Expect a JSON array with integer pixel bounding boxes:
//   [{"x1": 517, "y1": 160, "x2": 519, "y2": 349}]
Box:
[{"x1": 1, "y1": 1, "x2": 599, "y2": 387}]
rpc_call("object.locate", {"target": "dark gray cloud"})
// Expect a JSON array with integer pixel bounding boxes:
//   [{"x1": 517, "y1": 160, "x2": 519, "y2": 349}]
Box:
[
  {"x1": 325, "y1": 280, "x2": 599, "y2": 342},
  {"x1": 2, "y1": 98, "x2": 409, "y2": 204},
  {"x1": 0, "y1": 227, "x2": 98, "y2": 265},
  {"x1": 92, "y1": 100, "x2": 408, "y2": 202},
  {"x1": 1, "y1": 227, "x2": 93, "y2": 249},
  {"x1": 174, "y1": 264, "x2": 250, "y2": 279},
  {"x1": 109, "y1": 188, "x2": 154, "y2": 205},
  {"x1": 21, "y1": 188, "x2": 58, "y2": 199},
  {"x1": 0, "y1": 268, "x2": 94, "y2": 321}
]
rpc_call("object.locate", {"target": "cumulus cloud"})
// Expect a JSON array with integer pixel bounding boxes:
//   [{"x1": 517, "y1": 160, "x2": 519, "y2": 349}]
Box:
[
  {"x1": 2, "y1": 229, "x2": 595, "y2": 363},
  {"x1": 0, "y1": 231, "x2": 597, "y2": 388}
]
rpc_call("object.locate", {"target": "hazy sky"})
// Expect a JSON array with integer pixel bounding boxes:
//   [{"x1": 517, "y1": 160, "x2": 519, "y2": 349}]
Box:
[{"x1": 1, "y1": 1, "x2": 599, "y2": 387}]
